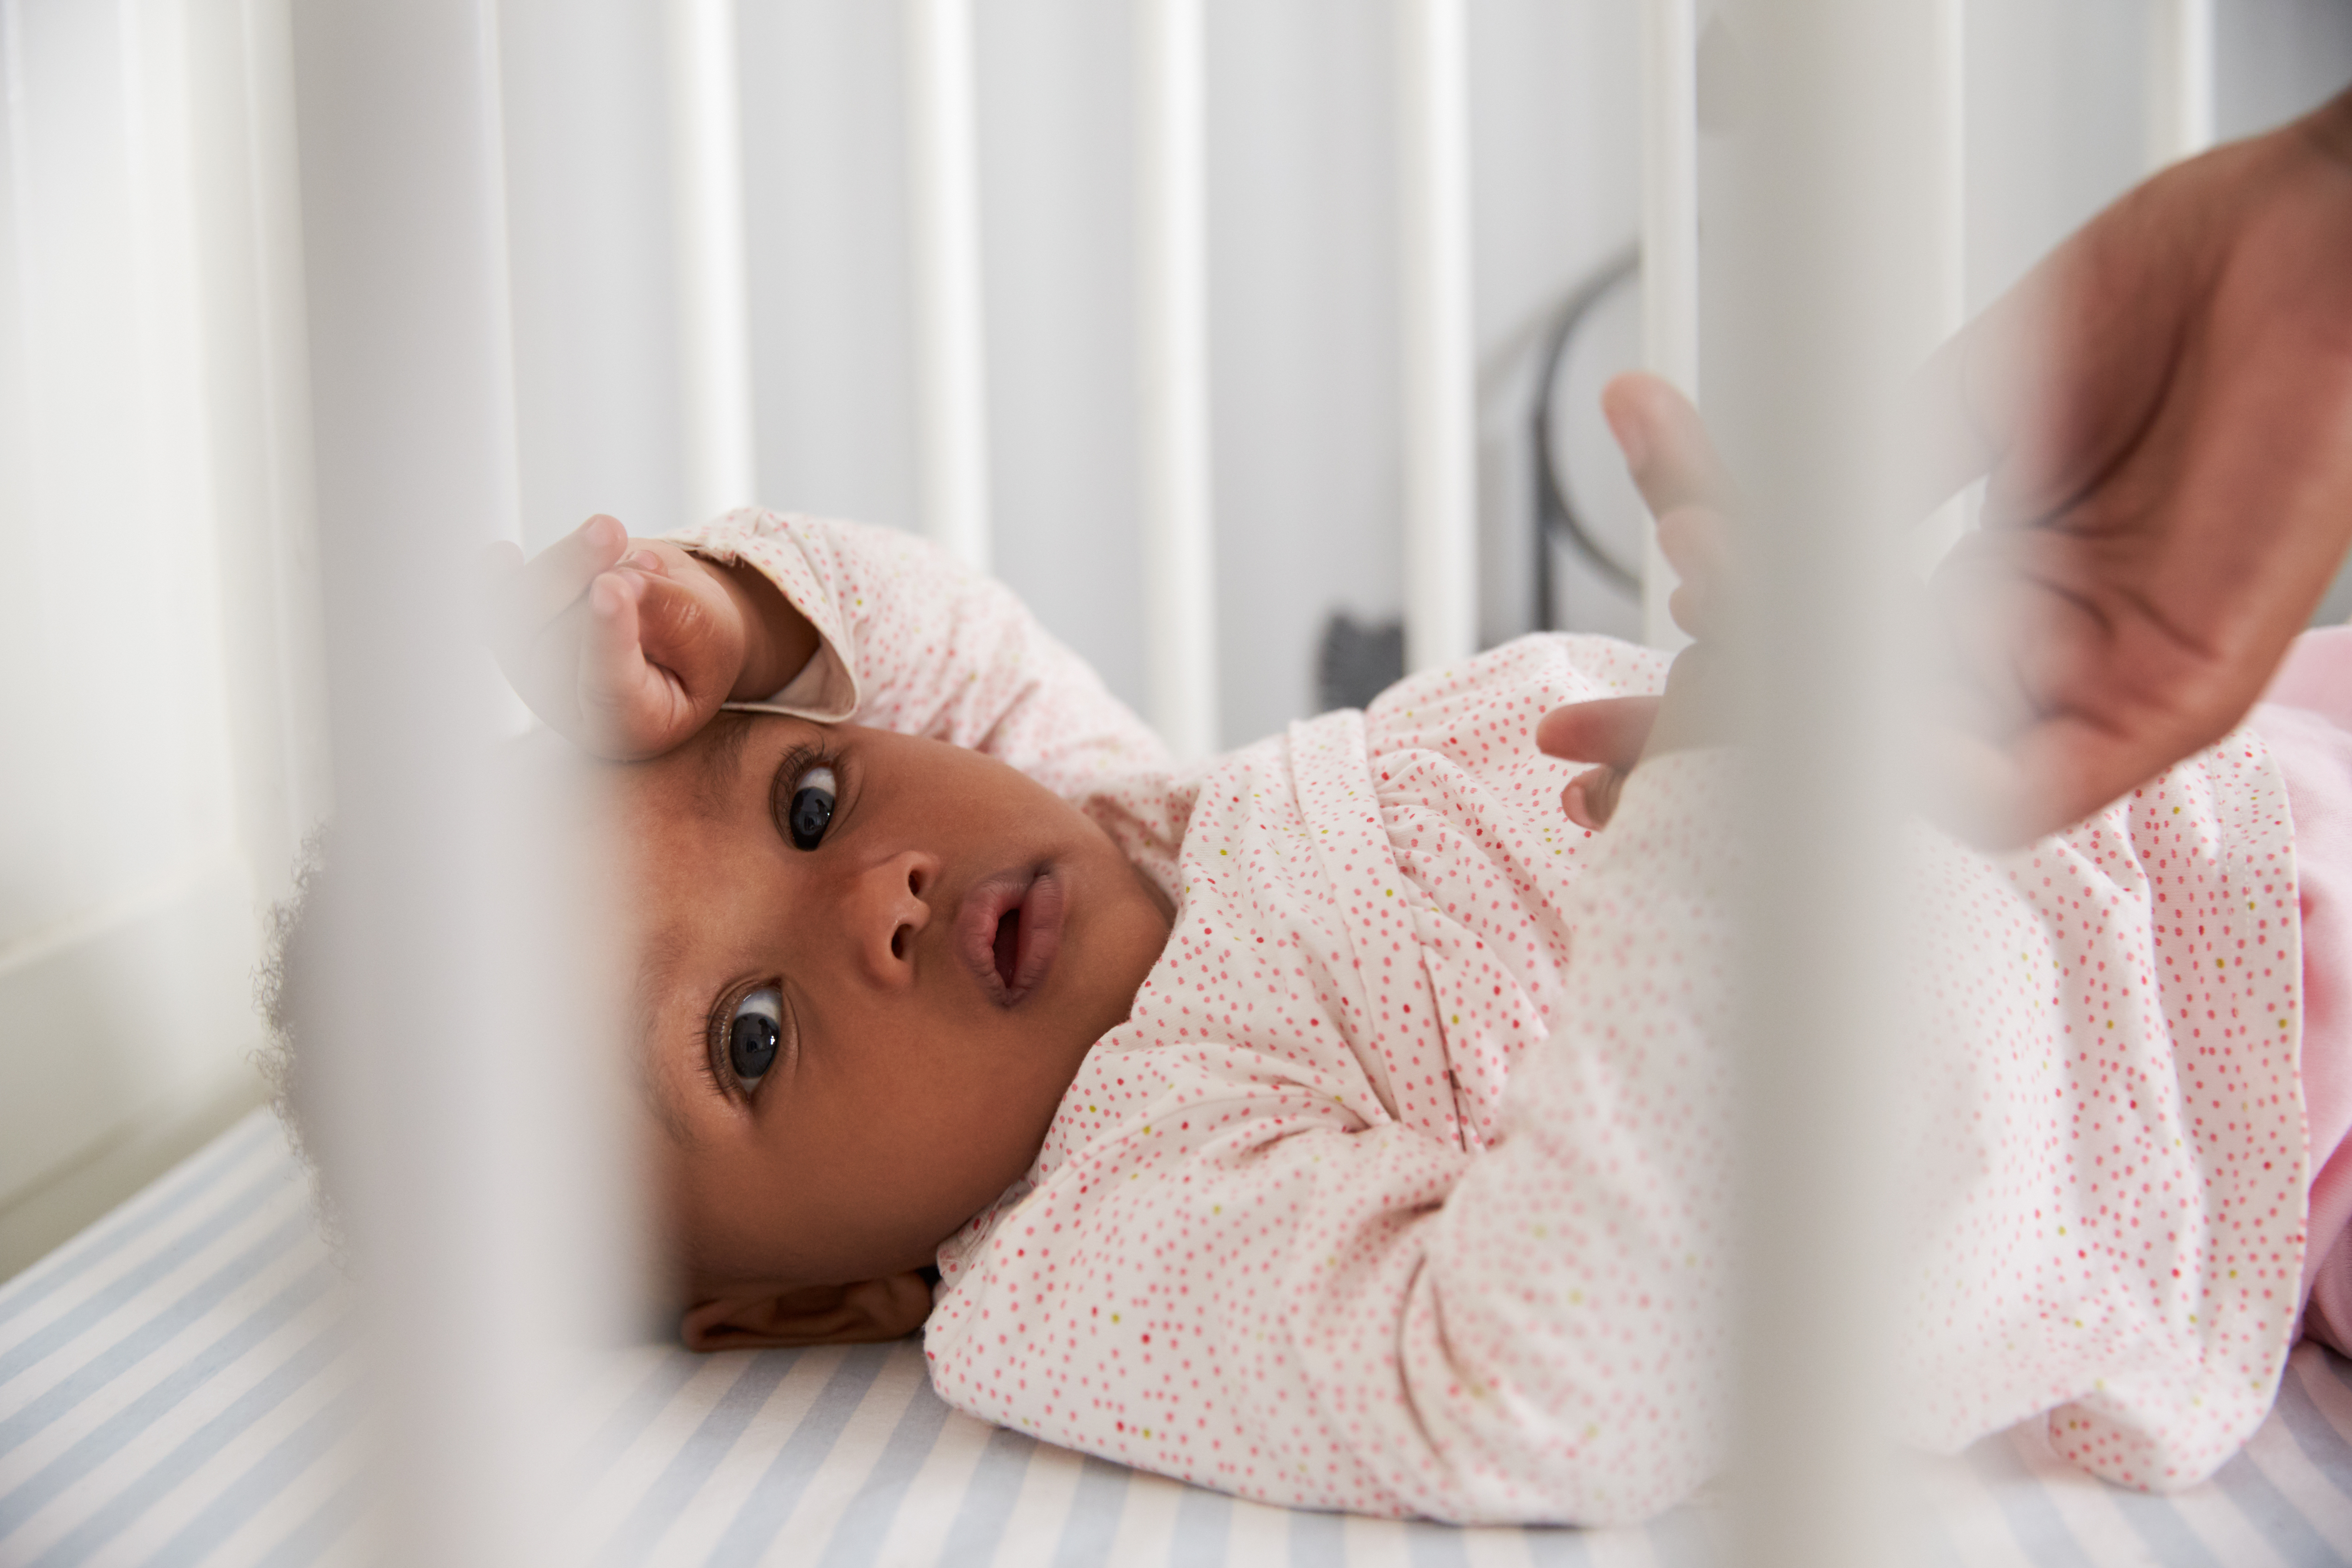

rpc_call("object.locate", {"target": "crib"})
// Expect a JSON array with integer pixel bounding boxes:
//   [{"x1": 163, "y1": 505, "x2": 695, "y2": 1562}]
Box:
[{"x1": 6, "y1": 0, "x2": 2352, "y2": 1564}]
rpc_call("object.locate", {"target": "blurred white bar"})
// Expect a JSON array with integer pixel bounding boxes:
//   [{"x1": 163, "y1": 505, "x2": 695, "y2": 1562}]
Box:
[
  {"x1": 669, "y1": 0, "x2": 759, "y2": 524},
  {"x1": 1639, "y1": 0, "x2": 1698, "y2": 650},
  {"x1": 1395, "y1": 0, "x2": 1478, "y2": 676},
  {"x1": 1715, "y1": 1, "x2": 1949, "y2": 1562},
  {"x1": 232, "y1": 0, "x2": 336, "y2": 857},
  {"x1": 2147, "y1": 0, "x2": 2216, "y2": 169},
  {"x1": 1933, "y1": 0, "x2": 1965, "y2": 335},
  {"x1": 1136, "y1": 0, "x2": 1220, "y2": 760},
  {"x1": 1917, "y1": 0, "x2": 1971, "y2": 568},
  {"x1": 288, "y1": 2, "x2": 631, "y2": 1562},
  {"x1": 904, "y1": 0, "x2": 993, "y2": 570}
]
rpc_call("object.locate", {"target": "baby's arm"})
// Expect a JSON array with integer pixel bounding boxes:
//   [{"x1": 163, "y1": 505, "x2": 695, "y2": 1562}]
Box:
[
  {"x1": 486, "y1": 509, "x2": 1169, "y2": 808},
  {"x1": 667, "y1": 509, "x2": 1170, "y2": 800}
]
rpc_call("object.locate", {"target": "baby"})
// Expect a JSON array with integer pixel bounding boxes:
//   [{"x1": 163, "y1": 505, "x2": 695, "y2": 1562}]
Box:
[{"x1": 284, "y1": 378, "x2": 2352, "y2": 1526}]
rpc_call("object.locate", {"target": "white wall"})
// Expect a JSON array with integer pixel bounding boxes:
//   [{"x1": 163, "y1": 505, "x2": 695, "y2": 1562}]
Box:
[{"x1": 1967, "y1": 0, "x2": 2352, "y2": 315}]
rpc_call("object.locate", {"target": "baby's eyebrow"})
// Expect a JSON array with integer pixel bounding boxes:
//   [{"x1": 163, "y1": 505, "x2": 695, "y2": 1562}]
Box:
[{"x1": 695, "y1": 713, "x2": 757, "y2": 816}]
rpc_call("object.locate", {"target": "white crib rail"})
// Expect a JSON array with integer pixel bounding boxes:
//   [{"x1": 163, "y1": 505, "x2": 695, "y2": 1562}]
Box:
[
  {"x1": 1717, "y1": 4, "x2": 1963, "y2": 1564},
  {"x1": 668, "y1": 0, "x2": 759, "y2": 524},
  {"x1": 2148, "y1": 0, "x2": 2217, "y2": 170},
  {"x1": 1136, "y1": 0, "x2": 1220, "y2": 762},
  {"x1": 1920, "y1": 0, "x2": 1973, "y2": 563},
  {"x1": 904, "y1": 0, "x2": 993, "y2": 571},
  {"x1": 1396, "y1": 0, "x2": 1479, "y2": 677},
  {"x1": 289, "y1": 2, "x2": 627, "y2": 1564},
  {"x1": 1639, "y1": 0, "x2": 1700, "y2": 651}
]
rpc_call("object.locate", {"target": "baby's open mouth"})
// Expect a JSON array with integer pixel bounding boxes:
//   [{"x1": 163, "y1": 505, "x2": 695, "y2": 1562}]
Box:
[
  {"x1": 957, "y1": 867, "x2": 1066, "y2": 1006},
  {"x1": 993, "y1": 906, "x2": 1021, "y2": 989}
]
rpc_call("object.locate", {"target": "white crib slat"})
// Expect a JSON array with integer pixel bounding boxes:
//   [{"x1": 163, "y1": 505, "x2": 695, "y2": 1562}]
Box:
[
  {"x1": 668, "y1": 0, "x2": 759, "y2": 525},
  {"x1": 1638, "y1": 0, "x2": 1698, "y2": 651},
  {"x1": 2146, "y1": 0, "x2": 2216, "y2": 171},
  {"x1": 1136, "y1": 0, "x2": 1219, "y2": 762},
  {"x1": 1917, "y1": 0, "x2": 1972, "y2": 568},
  {"x1": 1395, "y1": 0, "x2": 1478, "y2": 677},
  {"x1": 289, "y1": 3, "x2": 644, "y2": 1562},
  {"x1": 903, "y1": 0, "x2": 993, "y2": 571},
  {"x1": 1933, "y1": 0, "x2": 1966, "y2": 339},
  {"x1": 1713, "y1": 3, "x2": 1953, "y2": 1566}
]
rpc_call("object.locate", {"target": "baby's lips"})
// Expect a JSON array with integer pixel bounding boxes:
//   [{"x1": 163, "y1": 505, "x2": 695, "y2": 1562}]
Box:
[
  {"x1": 954, "y1": 866, "x2": 1065, "y2": 1008},
  {"x1": 1008, "y1": 871, "x2": 1066, "y2": 1001}
]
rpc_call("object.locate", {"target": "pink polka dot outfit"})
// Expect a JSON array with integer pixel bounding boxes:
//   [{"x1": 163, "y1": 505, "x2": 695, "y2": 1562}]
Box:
[{"x1": 672, "y1": 510, "x2": 2339, "y2": 1526}]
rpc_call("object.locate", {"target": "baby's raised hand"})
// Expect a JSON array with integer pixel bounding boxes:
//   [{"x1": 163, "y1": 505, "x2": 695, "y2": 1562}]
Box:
[
  {"x1": 485, "y1": 514, "x2": 811, "y2": 760},
  {"x1": 1600, "y1": 373, "x2": 1737, "y2": 643},
  {"x1": 1539, "y1": 374, "x2": 1739, "y2": 826}
]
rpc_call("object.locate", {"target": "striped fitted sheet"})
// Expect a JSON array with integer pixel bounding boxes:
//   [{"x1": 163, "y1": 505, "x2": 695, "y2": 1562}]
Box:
[{"x1": 3, "y1": 1112, "x2": 2349, "y2": 1567}]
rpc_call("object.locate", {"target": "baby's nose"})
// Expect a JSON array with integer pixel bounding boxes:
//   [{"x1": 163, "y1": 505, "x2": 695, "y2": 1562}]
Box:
[{"x1": 849, "y1": 850, "x2": 937, "y2": 987}]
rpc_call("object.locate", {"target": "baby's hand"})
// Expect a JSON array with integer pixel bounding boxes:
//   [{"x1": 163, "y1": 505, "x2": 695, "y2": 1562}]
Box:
[
  {"x1": 1603, "y1": 372, "x2": 1737, "y2": 642},
  {"x1": 1539, "y1": 374, "x2": 1739, "y2": 827},
  {"x1": 1539, "y1": 644, "x2": 1735, "y2": 828},
  {"x1": 484, "y1": 515, "x2": 810, "y2": 760}
]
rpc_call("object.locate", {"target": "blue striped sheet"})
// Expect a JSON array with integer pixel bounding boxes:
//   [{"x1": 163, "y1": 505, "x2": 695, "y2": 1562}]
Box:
[
  {"x1": 0, "y1": 1120, "x2": 279, "y2": 1336},
  {"x1": 807, "y1": 1365, "x2": 956, "y2": 1568},
  {"x1": 0, "y1": 1266, "x2": 343, "y2": 1535},
  {"x1": 3, "y1": 1109, "x2": 2349, "y2": 1567},
  {"x1": 0, "y1": 1164, "x2": 303, "y2": 1398}
]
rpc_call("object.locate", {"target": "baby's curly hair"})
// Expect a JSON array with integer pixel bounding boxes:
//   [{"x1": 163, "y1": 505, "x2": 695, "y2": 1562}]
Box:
[
  {"x1": 249, "y1": 732, "x2": 609, "y2": 1271},
  {"x1": 252, "y1": 826, "x2": 348, "y2": 1263}
]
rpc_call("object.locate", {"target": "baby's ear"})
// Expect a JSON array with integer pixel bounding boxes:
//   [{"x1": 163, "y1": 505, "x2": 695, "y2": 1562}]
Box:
[{"x1": 680, "y1": 1272, "x2": 932, "y2": 1350}]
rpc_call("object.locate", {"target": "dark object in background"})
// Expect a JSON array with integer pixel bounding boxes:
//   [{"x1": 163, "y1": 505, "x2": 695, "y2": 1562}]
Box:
[
  {"x1": 1310, "y1": 250, "x2": 1639, "y2": 719},
  {"x1": 1317, "y1": 611, "x2": 1405, "y2": 713},
  {"x1": 1534, "y1": 246, "x2": 1642, "y2": 629}
]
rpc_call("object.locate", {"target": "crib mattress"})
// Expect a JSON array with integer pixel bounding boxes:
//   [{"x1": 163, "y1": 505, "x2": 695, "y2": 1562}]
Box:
[{"x1": 3, "y1": 1112, "x2": 2349, "y2": 1567}]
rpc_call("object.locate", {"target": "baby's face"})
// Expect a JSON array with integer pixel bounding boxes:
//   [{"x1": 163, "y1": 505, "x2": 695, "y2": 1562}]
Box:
[{"x1": 617, "y1": 714, "x2": 1173, "y2": 1301}]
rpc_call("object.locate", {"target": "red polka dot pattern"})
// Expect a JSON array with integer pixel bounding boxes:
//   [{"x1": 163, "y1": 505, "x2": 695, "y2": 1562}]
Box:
[
  {"x1": 673, "y1": 508, "x2": 1173, "y2": 796},
  {"x1": 667, "y1": 513, "x2": 2310, "y2": 1525},
  {"x1": 1897, "y1": 736, "x2": 2307, "y2": 1489}
]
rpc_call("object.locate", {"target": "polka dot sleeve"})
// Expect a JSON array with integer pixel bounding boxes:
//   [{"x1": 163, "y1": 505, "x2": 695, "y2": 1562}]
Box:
[{"x1": 664, "y1": 509, "x2": 1172, "y2": 807}]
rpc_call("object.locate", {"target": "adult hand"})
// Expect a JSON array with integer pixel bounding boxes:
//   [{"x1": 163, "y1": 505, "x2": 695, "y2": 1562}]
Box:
[
  {"x1": 1918, "y1": 86, "x2": 2352, "y2": 846},
  {"x1": 484, "y1": 515, "x2": 811, "y2": 760}
]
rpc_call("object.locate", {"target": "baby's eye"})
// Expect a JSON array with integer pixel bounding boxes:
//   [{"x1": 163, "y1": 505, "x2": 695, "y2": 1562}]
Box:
[
  {"x1": 729, "y1": 988, "x2": 783, "y2": 1089},
  {"x1": 787, "y1": 764, "x2": 836, "y2": 851}
]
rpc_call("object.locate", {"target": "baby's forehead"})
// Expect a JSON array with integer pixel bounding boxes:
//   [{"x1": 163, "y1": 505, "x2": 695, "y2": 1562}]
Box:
[
  {"x1": 692, "y1": 712, "x2": 762, "y2": 811},
  {"x1": 601, "y1": 712, "x2": 763, "y2": 838}
]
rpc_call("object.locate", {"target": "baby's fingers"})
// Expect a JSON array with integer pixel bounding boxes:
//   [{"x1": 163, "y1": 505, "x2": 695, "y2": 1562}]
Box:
[
  {"x1": 1657, "y1": 504, "x2": 1736, "y2": 639},
  {"x1": 1537, "y1": 695, "x2": 1661, "y2": 771},
  {"x1": 1656, "y1": 505, "x2": 1730, "y2": 586},
  {"x1": 495, "y1": 514, "x2": 632, "y2": 637},
  {"x1": 576, "y1": 570, "x2": 691, "y2": 757},
  {"x1": 582, "y1": 569, "x2": 647, "y2": 693},
  {"x1": 1562, "y1": 767, "x2": 1628, "y2": 830},
  {"x1": 1602, "y1": 372, "x2": 1738, "y2": 519}
]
